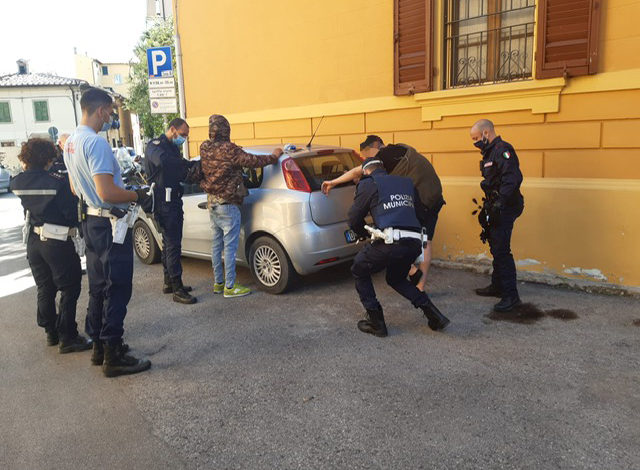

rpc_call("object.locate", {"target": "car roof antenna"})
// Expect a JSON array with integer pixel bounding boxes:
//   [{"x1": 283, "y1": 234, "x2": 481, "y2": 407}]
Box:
[{"x1": 306, "y1": 116, "x2": 324, "y2": 149}]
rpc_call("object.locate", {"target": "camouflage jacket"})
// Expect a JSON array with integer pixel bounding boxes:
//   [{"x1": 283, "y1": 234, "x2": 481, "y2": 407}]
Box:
[{"x1": 199, "y1": 141, "x2": 279, "y2": 205}]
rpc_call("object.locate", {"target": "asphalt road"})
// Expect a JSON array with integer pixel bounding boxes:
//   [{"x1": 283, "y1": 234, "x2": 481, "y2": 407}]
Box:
[{"x1": 1, "y1": 192, "x2": 639, "y2": 470}]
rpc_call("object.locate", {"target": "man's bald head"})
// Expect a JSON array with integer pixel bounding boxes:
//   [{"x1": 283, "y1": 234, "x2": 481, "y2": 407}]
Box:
[{"x1": 470, "y1": 119, "x2": 497, "y2": 147}]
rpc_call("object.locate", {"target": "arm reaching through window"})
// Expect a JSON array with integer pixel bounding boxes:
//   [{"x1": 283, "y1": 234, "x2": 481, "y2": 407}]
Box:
[{"x1": 321, "y1": 165, "x2": 363, "y2": 195}]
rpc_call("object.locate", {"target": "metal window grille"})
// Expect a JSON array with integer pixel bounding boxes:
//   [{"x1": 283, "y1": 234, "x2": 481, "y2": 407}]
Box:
[{"x1": 444, "y1": 0, "x2": 535, "y2": 88}]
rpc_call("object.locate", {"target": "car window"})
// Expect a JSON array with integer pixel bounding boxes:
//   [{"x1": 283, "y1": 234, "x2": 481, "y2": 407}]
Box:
[
  {"x1": 242, "y1": 167, "x2": 263, "y2": 189},
  {"x1": 181, "y1": 182, "x2": 204, "y2": 195},
  {"x1": 294, "y1": 152, "x2": 360, "y2": 191}
]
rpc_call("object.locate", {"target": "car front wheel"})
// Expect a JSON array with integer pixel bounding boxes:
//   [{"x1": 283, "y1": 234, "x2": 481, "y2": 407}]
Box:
[
  {"x1": 133, "y1": 220, "x2": 161, "y2": 265},
  {"x1": 249, "y1": 236, "x2": 297, "y2": 294}
]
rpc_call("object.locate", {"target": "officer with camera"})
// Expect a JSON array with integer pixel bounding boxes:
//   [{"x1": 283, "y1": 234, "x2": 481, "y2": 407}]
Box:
[
  {"x1": 144, "y1": 117, "x2": 197, "y2": 304},
  {"x1": 64, "y1": 87, "x2": 153, "y2": 377},
  {"x1": 470, "y1": 119, "x2": 524, "y2": 312},
  {"x1": 11, "y1": 138, "x2": 89, "y2": 353},
  {"x1": 347, "y1": 157, "x2": 450, "y2": 337}
]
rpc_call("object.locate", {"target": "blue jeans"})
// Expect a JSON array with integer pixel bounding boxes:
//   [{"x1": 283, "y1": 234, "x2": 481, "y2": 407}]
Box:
[{"x1": 209, "y1": 204, "x2": 241, "y2": 288}]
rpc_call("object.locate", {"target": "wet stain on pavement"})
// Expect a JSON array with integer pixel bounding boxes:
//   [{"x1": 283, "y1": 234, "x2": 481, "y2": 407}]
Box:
[
  {"x1": 632, "y1": 319, "x2": 640, "y2": 327},
  {"x1": 546, "y1": 309, "x2": 579, "y2": 320},
  {"x1": 486, "y1": 303, "x2": 579, "y2": 324}
]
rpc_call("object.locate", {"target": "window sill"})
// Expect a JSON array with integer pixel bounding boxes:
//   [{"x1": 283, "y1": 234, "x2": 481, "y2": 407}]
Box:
[{"x1": 413, "y1": 77, "x2": 566, "y2": 121}]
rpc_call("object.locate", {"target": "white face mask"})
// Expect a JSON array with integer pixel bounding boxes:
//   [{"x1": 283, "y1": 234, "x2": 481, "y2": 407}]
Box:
[{"x1": 100, "y1": 109, "x2": 113, "y2": 132}]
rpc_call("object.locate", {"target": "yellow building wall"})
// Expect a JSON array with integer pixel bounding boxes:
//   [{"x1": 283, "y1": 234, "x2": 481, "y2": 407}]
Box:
[{"x1": 178, "y1": 0, "x2": 640, "y2": 290}]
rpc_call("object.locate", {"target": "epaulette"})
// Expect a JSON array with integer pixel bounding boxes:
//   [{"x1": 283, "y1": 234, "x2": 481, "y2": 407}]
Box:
[
  {"x1": 49, "y1": 171, "x2": 65, "y2": 180},
  {"x1": 151, "y1": 139, "x2": 161, "y2": 145}
]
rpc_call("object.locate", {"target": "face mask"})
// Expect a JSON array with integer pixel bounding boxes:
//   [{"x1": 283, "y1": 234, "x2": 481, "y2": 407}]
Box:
[
  {"x1": 101, "y1": 113, "x2": 113, "y2": 132},
  {"x1": 474, "y1": 135, "x2": 489, "y2": 151},
  {"x1": 173, "y1": 135, "x2": 186, "y2": 146}
]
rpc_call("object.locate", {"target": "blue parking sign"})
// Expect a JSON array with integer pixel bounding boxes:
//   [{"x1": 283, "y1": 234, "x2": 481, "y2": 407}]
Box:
[{"x1": 147, "y1": 46, "x2": 173, "y2": 78}]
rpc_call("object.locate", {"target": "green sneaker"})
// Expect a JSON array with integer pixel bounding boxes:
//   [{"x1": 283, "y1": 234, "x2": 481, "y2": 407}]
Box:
[
  {"x1": 224, "y1": 283, "x2": 251, "y2": 298},
  {"x1": 213, "y1": 282, "x2": 224, "y2": 294}
]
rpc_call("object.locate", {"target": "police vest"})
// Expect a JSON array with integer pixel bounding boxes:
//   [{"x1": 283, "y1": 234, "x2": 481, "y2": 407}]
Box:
[{"x1": 370, "y1": 174, "x2": 421, "y2": 230}]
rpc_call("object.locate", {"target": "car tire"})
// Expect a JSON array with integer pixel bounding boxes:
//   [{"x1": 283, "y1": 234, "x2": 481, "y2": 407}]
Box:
[
  {"x1": 249, "y1": 236, "x2": 297, "y2": 294},
  {"x1": 133, "y1": 220, "x2": 161, "y2": 265}
]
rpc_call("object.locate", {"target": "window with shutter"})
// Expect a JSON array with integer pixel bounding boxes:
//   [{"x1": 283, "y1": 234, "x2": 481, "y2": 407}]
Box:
[
  {"x1": 394, "y1": 0, "x2": 433, "y2": 95},
  {"x1": 33, "y1": 100, "x2": 49, "y2": 122},
  {"x1": 536, "y1": 0, "x2": 601, "y2": 79}
]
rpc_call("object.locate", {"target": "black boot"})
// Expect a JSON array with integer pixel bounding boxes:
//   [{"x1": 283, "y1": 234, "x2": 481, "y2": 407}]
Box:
[
  {"x1": 357, "y1": 308, "x2": 388, "y2": 337},
  {"x1": 420, "y1": 299, "x2": 450, "y2": 331},
  {"x1": 59, "y1": 334, "x2": 92, "y2": 354},
  {"x1": 46, "y1": 330, "x2": 59, "y2": 346},
  {"x1": 102, "y1": 342, "x2": 151, "y2": 378},
  {"x1": 494, "y1": 295, "x2": 522, "y2": 312},
  {"x1": 163, "y1": 274, "x2": 192, "y2": 294},
  {"x1": 92, "y1": 339, "x2": 130, "y2": 365},
  {"x1": 172, "y1": 277, "x2": 197, "y2": 304},
  {"x1": 475, "y1": 284, "x2": 502, "y2": 297}
]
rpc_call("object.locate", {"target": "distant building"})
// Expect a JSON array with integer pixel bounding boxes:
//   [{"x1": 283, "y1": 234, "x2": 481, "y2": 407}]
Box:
[
  {"x1": 0, "y1": 60, "x2": 85, "y2": 171},
  {"x1": 74, "y1": 52, "x2": 139, "y2": 153},
  {"x1": 147, "y1": 0, "x2": 172, "y2": 20}
]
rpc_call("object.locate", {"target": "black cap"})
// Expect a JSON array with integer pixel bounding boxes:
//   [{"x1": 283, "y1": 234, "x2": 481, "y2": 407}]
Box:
[{"x1": 359, "y1": 135, "x2": 384, "y2": 150}]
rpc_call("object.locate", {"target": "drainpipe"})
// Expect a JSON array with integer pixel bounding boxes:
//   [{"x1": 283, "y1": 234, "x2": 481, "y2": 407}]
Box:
[
  {"x1": 68, "y1": 85, "x2": 79, "y2": 127},
  {"x1": 173, "y1": 0, "x2": 189, "y2": 158}
]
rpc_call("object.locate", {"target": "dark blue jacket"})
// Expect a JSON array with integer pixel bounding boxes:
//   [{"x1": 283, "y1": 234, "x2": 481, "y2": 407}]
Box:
[
  {"x1": 10, "y1": 170, "x2": 79, "y2": 227},
  {"x1": 348, "y1": 168, "x2": 425, "y2": 238},
  {"x1": 144, "y1": 134, "x2": 192, "y2": 200},
  {"x1": 479, "y1": 136, "x2": 524, "y2": 207}
]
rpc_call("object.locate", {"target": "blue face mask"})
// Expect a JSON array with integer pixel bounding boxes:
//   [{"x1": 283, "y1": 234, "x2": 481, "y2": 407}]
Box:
[
  {"x1": 173, "y1": 135, "x2": 186, "y2": 146},
  {"x1": 101, "y1": 115, "x2": 113, "y2": 132}
]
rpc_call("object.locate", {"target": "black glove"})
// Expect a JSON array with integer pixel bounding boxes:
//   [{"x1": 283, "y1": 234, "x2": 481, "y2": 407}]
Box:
[
  {"x1": 135, "y1": 188, "x2": 154, "y2": 213},
  {"x1": 488, "y1": 199, "x2": 503, "y2": 227}
]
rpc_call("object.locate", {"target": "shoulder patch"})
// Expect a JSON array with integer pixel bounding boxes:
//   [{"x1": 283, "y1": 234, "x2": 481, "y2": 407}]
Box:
[
  {"x1": 503, "y1": 151, "x2": 511, "y2": 159},
  {"x1": 49, "y1": 171, "x2": 64, "y2": 180}
]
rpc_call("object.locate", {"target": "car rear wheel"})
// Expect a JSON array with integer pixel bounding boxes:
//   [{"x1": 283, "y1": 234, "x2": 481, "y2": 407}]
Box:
[
  {"x1": 133, "y1": 220, "x2": 160, "y2": 265},
  {"x1": 249, "y1": 236, "x2": 297, "y2": 294}
]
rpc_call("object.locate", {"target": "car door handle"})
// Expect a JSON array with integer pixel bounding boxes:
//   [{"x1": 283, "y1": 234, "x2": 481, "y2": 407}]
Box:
[{"x1": 197, "y1": 202, "x2": 208, "y2": 210}]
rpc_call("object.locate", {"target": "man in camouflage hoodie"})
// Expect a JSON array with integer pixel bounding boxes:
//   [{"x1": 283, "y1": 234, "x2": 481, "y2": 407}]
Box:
[{"x1": 200, "y1": 114, "x2": 283, "y2": 298}]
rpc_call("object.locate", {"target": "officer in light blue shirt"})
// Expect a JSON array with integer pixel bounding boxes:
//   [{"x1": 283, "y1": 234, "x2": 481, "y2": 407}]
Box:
[
  {"x1": 64, "y1": 124, "x2": 128, "y2": 210},
  {"x1": 63, "y1": 87, "x2": 151, "y2": 378}
]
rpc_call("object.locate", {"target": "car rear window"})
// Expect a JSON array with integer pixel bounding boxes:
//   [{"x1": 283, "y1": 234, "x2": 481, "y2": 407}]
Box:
[{"x1": 294, "y1": 151, "x2": 361, "y2": 191}]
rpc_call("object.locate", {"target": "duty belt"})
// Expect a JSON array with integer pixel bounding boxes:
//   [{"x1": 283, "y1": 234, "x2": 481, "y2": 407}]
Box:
[
  {"x1": 33, "y1": 226, "x2": 78, "y2": 238},
  {"x1": 393, "y1": 229, "x2": 422, "y2": 242},
  {"x1": 85, "y1": 207, "x2": 116, "y2": 218}
]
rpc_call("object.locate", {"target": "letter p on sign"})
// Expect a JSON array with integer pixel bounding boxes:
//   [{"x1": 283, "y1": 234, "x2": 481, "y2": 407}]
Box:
[{"x1": 146, "y1": 46, "x2": 173, "y2": 78}]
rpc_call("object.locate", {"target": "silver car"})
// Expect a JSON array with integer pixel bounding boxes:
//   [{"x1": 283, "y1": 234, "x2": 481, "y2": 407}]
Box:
[{"x1": 132, "y1": 144, "x2": 364, "y2": 294}]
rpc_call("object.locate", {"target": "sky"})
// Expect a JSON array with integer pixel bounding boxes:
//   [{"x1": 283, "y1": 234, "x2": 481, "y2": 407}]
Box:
[{"x1": 0, "y1": 0, "x2": 149, "y2": 78}]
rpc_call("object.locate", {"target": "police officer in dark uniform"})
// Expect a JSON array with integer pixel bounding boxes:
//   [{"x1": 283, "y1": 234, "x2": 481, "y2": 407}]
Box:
[
  {"x1": 348, "y1": 157, "x2": 450, "y2": 337},
  {"x1": 144, "y1": 117, "x2": 197, "y2": 304},
  {"x1": 50, "y1": 133, "x2": 70, "y2": 175},
  {"x1": 10, "y1": 138, "x2": 90, "y2": 353},
  {"x1": 470, "y1": 119, "x2": 524, "y2": 312}
]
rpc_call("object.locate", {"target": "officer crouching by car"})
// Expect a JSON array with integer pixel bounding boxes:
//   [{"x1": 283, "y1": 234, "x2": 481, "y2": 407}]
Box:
[
  {"x1": 144, "y1": 117, "x2": 198, "y2": 304},
  {"x1": 348, "y1": 157, "x2": 450, "y2": 337},
  {"x1": 10, "y1": 138, "x2": 90, "y2": 353}
]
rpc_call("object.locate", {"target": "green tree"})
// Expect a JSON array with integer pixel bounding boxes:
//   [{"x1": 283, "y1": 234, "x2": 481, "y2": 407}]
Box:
[{"x1": 127, "y1": 18, "x2": 179, "y2": 139}]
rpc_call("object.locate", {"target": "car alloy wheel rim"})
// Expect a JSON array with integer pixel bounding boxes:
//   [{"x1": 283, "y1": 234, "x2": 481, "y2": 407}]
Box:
[
  {"x1": 134, "y1": 226, "x2": 150, "y2": 258},
  {"x1": 253, "y1": 245, "x2": 281, "y2": 287}
]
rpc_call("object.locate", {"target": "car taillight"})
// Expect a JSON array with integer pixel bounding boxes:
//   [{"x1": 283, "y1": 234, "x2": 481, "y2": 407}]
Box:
[{"x1": 281, "y1": 157, "x2": 311, "y2": 193}]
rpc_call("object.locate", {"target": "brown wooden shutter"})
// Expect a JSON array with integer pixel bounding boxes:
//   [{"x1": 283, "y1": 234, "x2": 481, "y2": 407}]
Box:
[
  {"x1": 535, "y1": 0, "x2": 601, "y2": 79},
  {"x1": 394, "y1": 0, "x2": 433, "y2": 95}
]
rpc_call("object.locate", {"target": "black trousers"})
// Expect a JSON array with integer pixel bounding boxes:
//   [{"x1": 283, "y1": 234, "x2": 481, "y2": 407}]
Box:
[
  {"x1": 489, "y1": 204, "x2": 524, "y2": 297},
  {"x1": 83, "y1": 216, "x2": 133, "y2": 345},
  {"x1": 154, "y1": 200, "x2": 184, "y2": 279},
  {"x1": 26, "y1": 232, "x2": 81, "y2": 341},
  {"x1": 351, "y1": 238, "x2": 429, "y2": 311}
]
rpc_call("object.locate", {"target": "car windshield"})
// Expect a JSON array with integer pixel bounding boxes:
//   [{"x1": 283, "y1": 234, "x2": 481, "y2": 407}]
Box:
[{"x1": 294, "y1": 151, "x2": 361, "y2": 191}]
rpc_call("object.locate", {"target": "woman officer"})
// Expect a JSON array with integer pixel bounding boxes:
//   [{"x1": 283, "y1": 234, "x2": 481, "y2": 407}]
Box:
[{"x1": 10, "y1": 138, "x2": 90, "y2": 353}]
